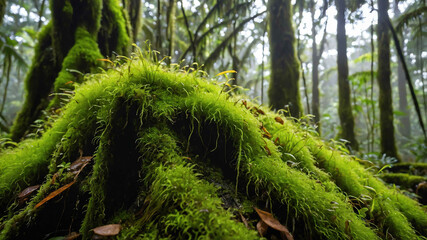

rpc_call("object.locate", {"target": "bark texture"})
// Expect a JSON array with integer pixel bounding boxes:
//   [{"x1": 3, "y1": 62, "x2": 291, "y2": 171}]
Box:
[
  {"x1": 393, "y1": 0, "x2": 411, "y2": 141},
  {"x1": 336, "y1": 0, "x2": 358, "y2": 150},
  {"x1": 268, "y1": 0, "x2": 302, "y2": 117},
  {"x1": 10, "y1": 0, "x2": 130, "y2": 141},
  {"x1": 377, "y1": 0, "x2": 398, "y2": 158}
]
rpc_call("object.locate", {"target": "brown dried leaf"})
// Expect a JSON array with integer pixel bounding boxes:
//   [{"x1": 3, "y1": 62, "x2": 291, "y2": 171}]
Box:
[
  {"x1": 263, "y1": 133, "x2": 272, "y2": 139},
  {"x1": 18, "y1": 185, "x2": 40, "y2": 199},
  {"x1": 64, "y1": 232, "x2": 80, "y2": 240},
  {"x1": 264, "y1": 145, "x2": 271, "y2": 156},
  {"x1": 254, "y1": 207, "x2": 293, "y2": 240},
  {"x1": 256, "y1": 220, "x2": 269, "y2": 237},
  {"x1": 34, "y1": 180, "x2": 76, "y2": 209},
  {"x1": 275, "y1": 116, "x2": 284, "y2": 125},
  {"x1": 93, "y1": 224, "x2": 121, "y2": 236},
  {"x1": 69, "y1": 156, "x2": 92, "y2": 173}
]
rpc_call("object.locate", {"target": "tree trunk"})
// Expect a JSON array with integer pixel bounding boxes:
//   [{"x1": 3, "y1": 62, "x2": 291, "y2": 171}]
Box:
[
  {"x1": 124, "y1": 0, "x2": 143, "y2": 43},
  {"x1": 167, "y1": 0, "x2": 176, "y2": 60},
  {"x1": 396, "y1": 33, "x2": 411, "y2": 140},
  {"x1": 377, "y1": 0, "x2": 398, "y2": 158},
  {"x1": 268, "y1": 0, "x2": 302, "y2": 117},
  {"x1": 9, "y1": 0, "x2": 130, "y2": 141},
  {"x1": 336, "y1": 0, "x2": 358, "y2": 150},
  {"x1": 0, "y1": 0, "x2": 5, "y2": 25}
]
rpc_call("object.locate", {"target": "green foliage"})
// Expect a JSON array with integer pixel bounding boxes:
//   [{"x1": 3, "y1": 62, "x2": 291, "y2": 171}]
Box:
[{"x1": 1, "y1": 50, "x2": 426, "y2": 239}]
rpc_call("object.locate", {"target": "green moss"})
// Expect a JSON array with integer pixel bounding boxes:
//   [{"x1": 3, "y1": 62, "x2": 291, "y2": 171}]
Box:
[
  {"x1": 9, "y1": 22, "x2": 59, "y2": 141},
  {"x1": 2, "y1": 55, "x2": 427, "y2": 239},
  {"x1": 98, "y1": 0, "x2": 131, "y2": 56},
  {"x1": 380, "y1": 173, "x2": 427, "y2": 189}
]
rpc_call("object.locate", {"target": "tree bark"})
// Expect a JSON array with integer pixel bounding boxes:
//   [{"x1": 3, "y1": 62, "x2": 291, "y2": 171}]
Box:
[
  {"x1": 393, "y1": 0, "x2": 411, "y2": 141},
  {"x1": 336, "y1": 0, "x2": 358, "y2": 150},
  {"x1": 268, "y1": 0, "x2": 302, "y2": 117},
  {"x1": 377, "y1": 0, "x2": 398, "y2": 158},
  {"x1": 10, "y1": 0, "x2": 130, "y2": 141}
]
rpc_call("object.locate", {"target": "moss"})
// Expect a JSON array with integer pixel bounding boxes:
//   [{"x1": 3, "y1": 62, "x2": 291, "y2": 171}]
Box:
[
  {"x1": 53, "y1": 27, "x2": 103, "y2": 92},
  {"x1": 9, "y1": 23, "x2": 60, "y2": 141},
  {"x1": 98, "y1": 0, "x2": 131, "y2": 56},
  {"x1": 10, "y1": 0, "x2": 130, "y2": 141},
  {"x1": 2, "y1": 55, "x2": 427, "y2": 239},
  {"x1": 389, "y1": 162, "x2": 427, "y2": 175},
  {"x1": 380, "y1": 173, "x2": 427, "y2": 189}
]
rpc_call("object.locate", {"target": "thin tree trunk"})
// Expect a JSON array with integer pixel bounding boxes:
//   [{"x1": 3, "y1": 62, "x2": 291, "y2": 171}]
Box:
[
  {"x1": 377, "y1": 0, "x2": 398, "y2": 158},
  {"x1": 268, "y1": 0, "x2": 302, "y2": 117},
  {"x1": 124, "y1": 0, "x2": 143, "y2": 43},
  {"x1": 394, "y1": 0, "x2": 411, "y2": 142},
  {"x1": 167, "y1": 0, "x2": 176, "y2": 61},
  {"x1": 336, "y1": 0, "x2": 358, "y2": 150},
  {"x1": 0, "y1": 0, "x2": 5, "y2": 25},
  {"x1": 156, "y1": 0, "x2": 162, "y2": 52}
]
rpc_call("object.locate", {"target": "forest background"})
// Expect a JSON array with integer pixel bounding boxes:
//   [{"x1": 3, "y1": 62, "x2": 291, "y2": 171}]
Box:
[{"x1": 0, "y1": 0, "x2": 426, "y2": 163}]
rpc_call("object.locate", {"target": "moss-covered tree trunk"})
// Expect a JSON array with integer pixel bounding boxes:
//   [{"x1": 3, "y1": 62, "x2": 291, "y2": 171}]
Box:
[
  {"x1": 267, "y1": 0, "x2": 302, "y2": 117},
  {"x1": 377, "y1": 0, "x2": 398, "y2": 158},
  {"x1": 123, "y1": 0, "x2": 143, "y2": 43},
  {"x1": 1, "y1": 55, "x2": 427, "y2": 240},
  {"x1": 336, "y1": 0, "x2": 358, "y2": 150},
  {"x1": 9, "y1": 0, "x2": 130, "y2": 142}
]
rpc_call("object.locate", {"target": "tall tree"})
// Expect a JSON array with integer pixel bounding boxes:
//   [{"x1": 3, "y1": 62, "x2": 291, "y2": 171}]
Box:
[
  {"x1": 336, "y1": 0, "x2": 358, "y2": 150},
  {"x1": 123, "y1": 0, "x2": 143, "y2": 43},
  {"x1": 166, "y1": 0, "x2": 176, "y2": 59},
  {"x1": 0, "y1": 0, "x2": 5, "y2": 25},
  {"x1": 268, "y1": 0, "x2": 302, "y2": 117},
  {"x1": 377, "y1": 0, "x2": 398, "y2": 158},
  {"x1": 393, "y1": 0, "x2": 411, "y2": 141},
  {"x1": 10, "y1": 0, "x2": 130, "y2": 141},
  {"x1": 310, "y1": 0, "x2": 328, "y2": 133}
]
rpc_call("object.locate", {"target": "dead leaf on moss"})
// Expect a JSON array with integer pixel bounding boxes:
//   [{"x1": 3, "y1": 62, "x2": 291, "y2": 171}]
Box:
[
  {"x1": 34, "y1": 180, "x2": 76, "y2": 209},
  {"x1": 69, "y1": 156, "x2": 92, "y2": 175},
  {"x1": 18, "y1": 185, "x2": 40, "y2": 203},
  {"x1": 64, "y1": 232, "x2": 80, "y2": 240},
  {"x1": 275, "y1": 116, "x2": 284, "y2": 125},
  {"x1": 93, "y1": 224, "x2": 121, "y2": 236},
  {"x1": 254, "y1": 207, "x2": 293, "y2": 240},
  {"x1": 256, "y1": 220, "x2": 269, "y2": 237}
]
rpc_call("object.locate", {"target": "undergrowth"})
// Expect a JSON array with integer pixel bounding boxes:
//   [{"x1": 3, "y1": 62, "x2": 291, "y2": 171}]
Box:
[{"x1": 0, "y1": 47, "x2": 426, "y2": 239}]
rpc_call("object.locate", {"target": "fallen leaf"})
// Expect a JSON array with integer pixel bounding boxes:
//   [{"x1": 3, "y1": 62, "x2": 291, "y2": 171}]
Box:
[
  {"x1": 264, "y1": 145, "x2": 271, "y2": 156},
  {"x1": 18, "y1": 185, "x2": 41, "y2": 199},
  {"x1": 69, "y1": 156, "x2": 92, "y2": 174},
  {"x1": 275, "y1": 116, "x2": 284, "y2": 125},
  {"x1": 254, "y1": 207, "x2": 293, "y2": 240},
  {"x1": 35, "y1": 180, "x2": 76, "y2": 209},
  {"x1": 18, "y1": 185, "x2": 41, "y2": 204},
  {"x1": 93, "y1": 224, "x2": 121, "y2": 236},
  {"x1": 239, "y1": 212, "x2": 249, "y2": 229},
  {"x1": 252, "y1": 107, "x2": 265, "y2": 115},
  {"x1": 65, "y1": 232, "x2": 80, "y2": 240},
  {"x1": 263, "y1": 133, "x2": 272, "y2": 139},
  {"x1": 345, "y1": 220, "x2": 351, "y2": 235},
  {"x1": 256, "y1": 220, "x2": 268, "y2": 237}
]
